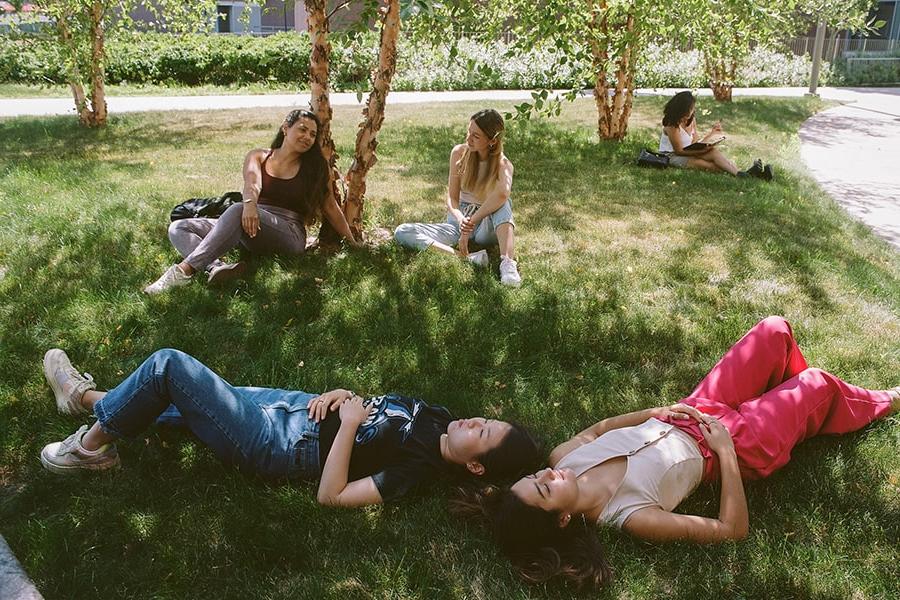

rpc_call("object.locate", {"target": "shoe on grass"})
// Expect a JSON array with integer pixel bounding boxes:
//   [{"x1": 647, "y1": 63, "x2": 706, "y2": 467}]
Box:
[
  {"x1": 499, "y1": 256, "x2": 522, "y2": 288},
  {"x1": 207, "y1": 261, "x2": 247, "y2": 286},
  {"x1": 746, "y1": 159, "x2": 764, "y2": 178},
  {"x1": 762, "y1": 164, "x2": 775, "y2": 182},
  {"x1": 144, "y1": 264, "x2": 192, "y2": 295},
  {"x1": 467, "y1": 249, "x2": 489, "y2": 268},
  {"x1": 40, "y1": 424, "x2": 120, "y2": 475},
  {"x1": 43, "y1": 349, "x2": 95, "y2": 416}
]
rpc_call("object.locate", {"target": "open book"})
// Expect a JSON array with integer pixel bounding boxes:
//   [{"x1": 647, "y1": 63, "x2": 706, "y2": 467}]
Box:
[{"x1": 684, "y1": 136, "x2": 726, "y2": 151}]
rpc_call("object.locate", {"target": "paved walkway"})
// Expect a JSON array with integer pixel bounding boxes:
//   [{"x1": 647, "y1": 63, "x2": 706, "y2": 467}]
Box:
[
  {"x1": 0, "y1": 535, "x2": 43, "y2": 600},
  {"x1": 797, "y1": 88, "x2": 900, "y2": 250},
  {"x1": 2, "y1": 86, "x2": 898, "y2": 250}
]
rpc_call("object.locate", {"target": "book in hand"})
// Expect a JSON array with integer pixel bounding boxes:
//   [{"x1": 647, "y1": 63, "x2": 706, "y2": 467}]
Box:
[{"x1": 683, "y1": 136, "x2": 726, "y2": 151}]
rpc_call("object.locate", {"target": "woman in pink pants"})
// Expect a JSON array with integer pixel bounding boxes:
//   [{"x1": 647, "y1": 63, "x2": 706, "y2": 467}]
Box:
[{"x1": 457, "y1": 316, "x2": 899, "y2": 589}]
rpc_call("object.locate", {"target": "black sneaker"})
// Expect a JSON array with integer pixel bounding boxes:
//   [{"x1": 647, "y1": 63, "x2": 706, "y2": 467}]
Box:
[
  {"x1": 746, "y1": 159, "x2": 764, "y2": 178},
  {"x1": 207, "y1": 261, "x2": 247, "y2": 286},
  {"x1": 762, "y1": 164, "x2": 774, "y2": 182}
]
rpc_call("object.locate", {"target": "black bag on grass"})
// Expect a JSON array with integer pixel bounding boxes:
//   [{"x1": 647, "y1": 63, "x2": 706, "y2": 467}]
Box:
[
  {"x1": 636, "y1": 148, "x2": 670, "y2": 169},
  {"x1": 170, "y1": 191, "x2": 243, "y2": 221}
]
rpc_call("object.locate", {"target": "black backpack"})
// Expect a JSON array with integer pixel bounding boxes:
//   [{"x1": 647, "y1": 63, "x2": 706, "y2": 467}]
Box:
[{"x1": 170, "y1": 191, "x2": 243, "y2": 221}]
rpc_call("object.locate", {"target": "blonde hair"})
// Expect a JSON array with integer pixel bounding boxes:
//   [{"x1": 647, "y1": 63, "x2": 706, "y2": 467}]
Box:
[{"x1": 457, "y1": 109, "x2": 505, "y2": 201}]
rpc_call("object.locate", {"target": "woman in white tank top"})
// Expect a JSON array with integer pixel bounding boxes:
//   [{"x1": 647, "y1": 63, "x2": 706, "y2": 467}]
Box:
[
  {"x1": 660, "y1": 91, "x2": 772, "y2": 180},
  {"x1": 393, "y1": 109, "x2": 522, "y2": 287},
  {"x1": 455, "y1": 316, "x2": 899, "y2": 590}
]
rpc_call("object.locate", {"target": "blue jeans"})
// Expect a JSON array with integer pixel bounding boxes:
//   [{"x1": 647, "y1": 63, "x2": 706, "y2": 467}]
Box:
[
  {"x1": 393, "y1": 199, "x2": 515, "y2": 250},
  {"x1": 93, "y1": 349, "x2": 321, "y2": 480}
]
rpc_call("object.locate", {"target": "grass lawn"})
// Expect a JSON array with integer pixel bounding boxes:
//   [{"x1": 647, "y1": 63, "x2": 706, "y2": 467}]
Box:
[{"x1": 0, "y1": 96, "x2": 898, "y2": 599}]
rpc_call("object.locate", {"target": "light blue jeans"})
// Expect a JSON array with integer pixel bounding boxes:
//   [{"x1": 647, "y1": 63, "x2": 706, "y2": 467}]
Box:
[
  {"x1": 93, "y1": 349, "x2": 321, "y2": 480},
  {"x1": 393, "y1": 200, "x2": 515, "y2": 251}
]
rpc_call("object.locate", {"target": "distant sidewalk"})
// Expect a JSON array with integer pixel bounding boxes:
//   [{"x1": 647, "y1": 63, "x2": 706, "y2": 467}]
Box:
[
  {"x1": 2, "y1": 85, "x2": 897, "y2": 250},
  {"x1": 0, "y1": 86, "x2": 894, "y2": 118}
]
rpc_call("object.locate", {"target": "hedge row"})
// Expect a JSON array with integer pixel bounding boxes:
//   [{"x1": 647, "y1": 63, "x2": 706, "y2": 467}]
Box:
[{"x1": 0, "y1": 30, "x2": 847, "y2": 90}]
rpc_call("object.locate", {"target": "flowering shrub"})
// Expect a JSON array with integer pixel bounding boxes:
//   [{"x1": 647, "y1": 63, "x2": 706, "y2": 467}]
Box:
[{"x1": 0, "y1": 31, "x2": 836, "y2": 90}]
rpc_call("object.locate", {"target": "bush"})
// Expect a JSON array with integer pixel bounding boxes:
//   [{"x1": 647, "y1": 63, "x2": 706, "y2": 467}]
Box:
[
  {"x1": 0, "y1": 31, "x2": 838, "y2": 91},
  {"x1": 831, "y1": 53, "x2": 900, "y2": 86}
]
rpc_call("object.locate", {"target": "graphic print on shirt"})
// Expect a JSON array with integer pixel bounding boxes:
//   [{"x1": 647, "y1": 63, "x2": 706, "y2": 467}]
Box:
[{"x1": 356, "y1": 395, "x2": 422, "y2": 445}]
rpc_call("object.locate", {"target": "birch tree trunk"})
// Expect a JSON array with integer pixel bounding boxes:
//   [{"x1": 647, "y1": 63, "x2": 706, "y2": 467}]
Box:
[
  {"x1": 343, "y1": 0, "x2": 400, "y2": 238},
  {"x1": 305, "y1": 0, "x2": 344, "y2": 246},
  {"x1": 88, "y1": 0, "x2": 108, "y2": 126},
  {"x1": 704, "y1": 55, "x2": 736, "y2": 102},
  {"x1": 590, "y1": 1, "x2": 636, "y2": 141},
  {"x1": 58, "y1": 16, "x2": 92, "y2": 126}
]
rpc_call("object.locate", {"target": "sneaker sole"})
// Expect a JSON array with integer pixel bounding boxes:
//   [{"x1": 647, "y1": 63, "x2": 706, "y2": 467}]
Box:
[
  {"x1": 43, "y1": 349, "x2": 86, "y2": 416},
  {"x1": 39, "y1": 447, "x2": 120, "y2": 475},
  {"x1": 207, "y1": 262, "x2": 247, "y2": 286}
]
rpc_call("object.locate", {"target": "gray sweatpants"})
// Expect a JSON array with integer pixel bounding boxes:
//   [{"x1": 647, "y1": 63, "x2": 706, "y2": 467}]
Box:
[{"x1": 168, "y1": 203, "x2": 306, "y2": 271}]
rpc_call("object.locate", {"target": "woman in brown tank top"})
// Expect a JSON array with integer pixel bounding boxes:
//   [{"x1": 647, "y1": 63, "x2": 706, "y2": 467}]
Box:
[{"x1": 145, "y1": 109, "x2": 360, "y2": 294}]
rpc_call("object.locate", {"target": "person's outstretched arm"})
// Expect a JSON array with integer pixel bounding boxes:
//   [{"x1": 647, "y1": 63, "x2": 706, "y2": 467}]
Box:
[
  {"x1": 623, "y1": 418, "x2": 749, "y2": 543},
  {"x1": 322, "y1": 190, "x2": 363, "y2": 247},
  {"x1": 316, "y1": 397, "x2": 383, "y2": 507}
]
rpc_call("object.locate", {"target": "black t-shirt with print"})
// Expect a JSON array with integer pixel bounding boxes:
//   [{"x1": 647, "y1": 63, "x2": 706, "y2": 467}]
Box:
[{"x1": 317, "y1": 394, "x2": 455, "y2": 503}]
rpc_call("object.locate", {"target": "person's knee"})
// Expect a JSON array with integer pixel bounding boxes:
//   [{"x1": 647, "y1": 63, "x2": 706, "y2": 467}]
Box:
[
  {"x1": 394, "y1": 223, "x2": 425, "y2": 249},
  {"x1": 149, "y1": 348, "x2": 191, "y2": 370},
  {"x1": 758, "y1": 315, "x2": 791, "y2": 335},
  {"x1": 168, "y1": 220, "x2": 187, "y2": 243}
]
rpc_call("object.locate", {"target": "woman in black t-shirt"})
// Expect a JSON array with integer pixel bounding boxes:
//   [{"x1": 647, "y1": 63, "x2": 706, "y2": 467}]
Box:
[
  {"x1": 39, "y1": 347, "x2": 540, "y2": 507},
  {"x1": 144, "y1": 109, "x2": 361, "y2": 295}
]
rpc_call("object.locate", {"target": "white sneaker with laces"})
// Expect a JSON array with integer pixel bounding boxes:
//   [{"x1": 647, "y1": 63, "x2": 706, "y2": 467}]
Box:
[
  {"x1": 144, "y1": 264, "x2": 192, "y2": 295},
  {"x1": 499, "y1": 256, "x2": 522, "y2": 287},
  {"x1": 43, "y1": 348, "x2": 95, "y2": 416},
  {"x1": 467, "y1": 249, "x2": 489, "y2": 268},
  {"x1": 40, "y1": 424, "x2": 120, "y2": 475}
]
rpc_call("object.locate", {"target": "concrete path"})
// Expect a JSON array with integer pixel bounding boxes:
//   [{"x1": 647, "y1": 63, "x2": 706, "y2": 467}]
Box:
[
  {"x1": 798, "y1": 88, "x2": 900, "y2": 251},
  {"x1": 1, "y1": 85, "x2": 898, "y2": 250},
  {"x1": 0, "y1": 535, "x2": 43, "y2": 600}
]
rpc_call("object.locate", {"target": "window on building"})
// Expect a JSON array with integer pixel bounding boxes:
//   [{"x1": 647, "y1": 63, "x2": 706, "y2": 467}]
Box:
[{"x1": 217, "y1": 4, "x2": 232, "y2": 33}]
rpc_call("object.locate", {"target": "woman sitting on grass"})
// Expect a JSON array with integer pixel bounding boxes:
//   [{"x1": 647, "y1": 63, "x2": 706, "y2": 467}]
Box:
[
  {"x1": 39, "y1": 348, "x2": 539, "y2": 507},
  {"x1": 457, "y1": 316, "x2": 899, "y2": 588},
  {"x1": 393, "y1": 109, "x2": 522, "y2": 287},
  {"x1": 145, "y1": 109, "x2": 361, "y2": 295},
  {"x1": 660, "y1": 91, "x2": 773, "y2": 181}
]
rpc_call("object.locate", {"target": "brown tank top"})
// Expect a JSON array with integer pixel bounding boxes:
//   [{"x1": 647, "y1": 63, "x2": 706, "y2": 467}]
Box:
[{"x1": 259, "y1": 150, "x2": 304, "y2": 214}]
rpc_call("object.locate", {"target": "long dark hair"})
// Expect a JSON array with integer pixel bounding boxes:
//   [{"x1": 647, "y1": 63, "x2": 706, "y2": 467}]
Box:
[
  {"x1": 478, "y1": 422, "x2": 540, "y2": 481},
  {"x1": 662, "y1": 91, "x2": 696, "y2": 127},
  {"x1": 269, "y1": 109, "x2": 329, "y2": 226},
  {"x1": 452, "y1": 485, "x2": 612, "y2": 590}
]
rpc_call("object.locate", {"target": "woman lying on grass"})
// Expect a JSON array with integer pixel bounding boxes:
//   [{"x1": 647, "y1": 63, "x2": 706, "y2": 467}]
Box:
[
  {"x1": 145, "y1": 109, "x2": 361, "y2": 295},
  {"x1": 457, "y1": 316, "x2": 899, "y2": 589},
  {"x1": 660, "y1": 91, "x2": 773, "y2": 181},
  {"x1": 39, "y1": 348, "x2": 539, "y2": 507},
  {"x1": 394, "y1": 109, "x2": 522, "y2": 287}
]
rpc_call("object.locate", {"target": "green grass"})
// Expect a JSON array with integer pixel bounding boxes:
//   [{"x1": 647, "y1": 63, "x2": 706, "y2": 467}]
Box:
[
  {"x1": 0, "y1": 82, "x2": 309, "y2": 99},
  {"x1": 0, "y1": 97, "x2": 898, "y2": 599}
]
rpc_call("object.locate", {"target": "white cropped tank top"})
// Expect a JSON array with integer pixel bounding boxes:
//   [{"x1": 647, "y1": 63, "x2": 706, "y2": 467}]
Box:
[
  {"x1": 556, "y1": 418, "x2": 704, "y2": 529},
  {"x1": 659, "y1": 125, "x2": 693, "y2": 153},
  {"x1": 458, "y1": 160, "x2": 489, "y2": 206}
]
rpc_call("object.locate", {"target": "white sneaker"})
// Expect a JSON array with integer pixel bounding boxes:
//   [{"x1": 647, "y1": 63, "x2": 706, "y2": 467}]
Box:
[
  {"x1": 40, "y1": 424, "x2": 120, "y2": 475},
  {"x1": 467, "y1": 249, "x2": 489, "y2": 268},
  {"x1": 499, "y1": 256, "x2": 522, "y2": 287},
  {"x1": 144, "y1": 264, "x2": 192, "y2": 295},
  {"x1": 43, "y1": 349, "x2": 95, "y2": 416}
]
